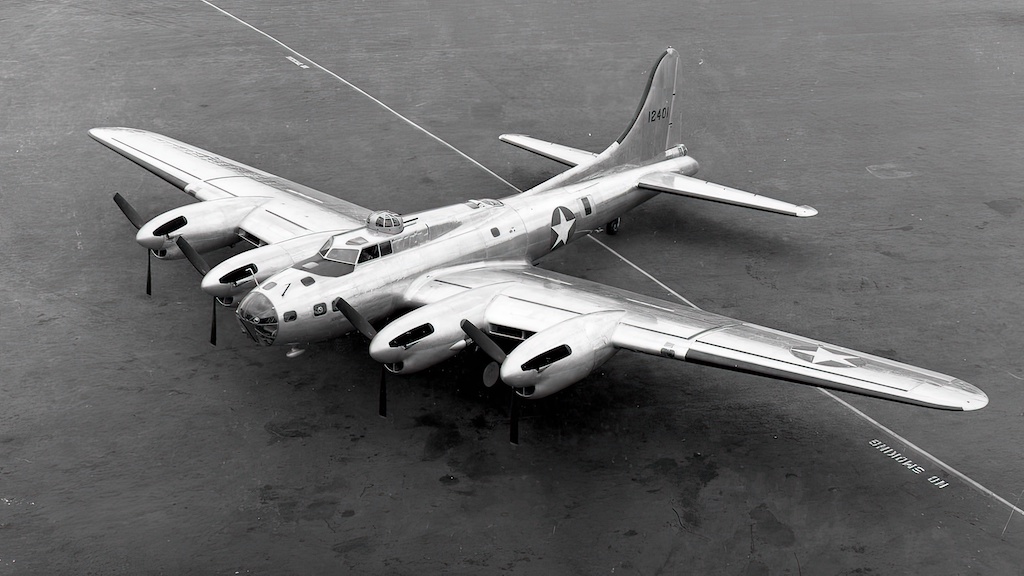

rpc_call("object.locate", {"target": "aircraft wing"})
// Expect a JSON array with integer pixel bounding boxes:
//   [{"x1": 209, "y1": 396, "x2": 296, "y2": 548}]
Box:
[
  {"x1": 90, "y1": 127, "x2": 372, "y2": 243},
  {"x1": 404, "y1": 264, "x2": 987, "y2": 410},
  {"x1": 499, "y1": 134, "x2": 598, "y2": 167},
  {"x1": 638, "y1": 172, "x2": 818, "y2": 217}
]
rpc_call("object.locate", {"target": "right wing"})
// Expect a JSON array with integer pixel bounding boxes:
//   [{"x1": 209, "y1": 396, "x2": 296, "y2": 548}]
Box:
[{"x1": 392, "y1": 264, "x2": 986, "y2": 410}]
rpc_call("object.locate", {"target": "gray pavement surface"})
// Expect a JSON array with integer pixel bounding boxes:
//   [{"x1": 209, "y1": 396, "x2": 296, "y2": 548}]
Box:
[{"x1": 2, "y1": 0, "x2": 1023, "y2": 573}]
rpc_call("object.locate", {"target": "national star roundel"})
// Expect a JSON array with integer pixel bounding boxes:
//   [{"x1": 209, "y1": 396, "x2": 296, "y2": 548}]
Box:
[
  {"x1": 550, "y1": 206, "x2": 577, "y2": 249},
  {"x1": 790, "y1": 345, "x2": 866, "y2": 368}
]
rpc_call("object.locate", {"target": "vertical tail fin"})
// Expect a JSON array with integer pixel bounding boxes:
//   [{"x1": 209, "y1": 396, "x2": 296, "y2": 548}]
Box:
[
  {"x1": 519, "y1": 49, "x2": 682, "y2": 194},
  {"x1": 605, "y1": 48, "x2": 679, "y2": 166}
]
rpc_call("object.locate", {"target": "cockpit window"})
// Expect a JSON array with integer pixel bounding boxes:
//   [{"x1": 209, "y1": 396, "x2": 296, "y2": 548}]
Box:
[
  {"x1": 303, "y1": 236, "x2": 396, "y2": 277},
  {"x1": 319, "y1": 246, "x2": 360, "y2": 264},
  {"x1": 357, "y1": 241, "x2": 393, "y2": 264}
]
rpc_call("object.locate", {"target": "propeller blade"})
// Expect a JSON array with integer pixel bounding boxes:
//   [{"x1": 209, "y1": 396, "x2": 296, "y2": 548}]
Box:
[
  {"x1": 459, "y1": 320, "x2": 506, "y2": 364},
  {"x1": 334, "y1": 296, "x2": 377, "y2": 339},
  {"x1": 209, "y1": 297, "x2": 218, "y2": 346},
  {"x1": 509, "y1": 390, "x2": 520, "y2": 445},
  {"x1": 378, "y1": 365, "x2": 387, "y2": 418},
  {"x1": 146, "y1": 249, "x2": 152, "y2": 296},
  {"x1": 175, "y1": 236, "x2": 211, "y2": 276},
  {"x1": 482, "y1": 361, "x2": 500, "y2": 388},
  {"x1": 113, "y1": 193, "x2": 145, "y2": 230}
]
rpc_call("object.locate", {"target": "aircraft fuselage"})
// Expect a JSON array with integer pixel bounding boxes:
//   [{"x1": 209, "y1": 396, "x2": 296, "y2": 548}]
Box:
[{"x1": 235, "y1": 153, "x2": 699, "y2": 347}]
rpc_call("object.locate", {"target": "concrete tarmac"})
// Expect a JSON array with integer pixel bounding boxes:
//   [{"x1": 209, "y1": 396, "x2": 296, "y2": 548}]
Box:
[{"x1": 2, "y1": 0, "x2": 1023, "y2": 573}]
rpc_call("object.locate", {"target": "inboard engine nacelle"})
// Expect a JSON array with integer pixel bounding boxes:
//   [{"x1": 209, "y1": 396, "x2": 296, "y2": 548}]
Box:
[
  {"x1": 136, "y1": 197, "x2": 270, "y2": 258},
  {"x1": 200, "y1": 230, "x2": 339, "y2": 299},
  {"x1": 368, "y1": 283, "x2": 513, "y2": 373},
  {"x1": 501, "y1": 310, "x2": 624, "y2": 398}
]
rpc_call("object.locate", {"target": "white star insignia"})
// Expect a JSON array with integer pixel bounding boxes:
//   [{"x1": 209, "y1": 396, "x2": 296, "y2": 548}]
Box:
[
  {"x1": 551, "y1": 209, "x2": 574, "y2": 248},
  {"x1": 791, "y1": 345, "x2": 862, "y2": 368}
]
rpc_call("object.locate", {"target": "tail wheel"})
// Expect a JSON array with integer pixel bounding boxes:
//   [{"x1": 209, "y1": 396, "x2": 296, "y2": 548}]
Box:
[{"x1": 606, "y1": 218, "x2": 621, "y2": 235}]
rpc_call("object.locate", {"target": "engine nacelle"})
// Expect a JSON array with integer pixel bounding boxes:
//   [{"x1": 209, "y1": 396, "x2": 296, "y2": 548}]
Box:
[
  {"x1": 501, "y1": 310, "x2": 624, "y2": 398},
  {"x1": 368, "y1": 283, "x2": 512, "y2": 373},
  {"x1": 200, "y1": 230, "x2": 339, "y2": 298},
  {"x1": 136, "y1": 197, "x2": 270, "y2": 258}
]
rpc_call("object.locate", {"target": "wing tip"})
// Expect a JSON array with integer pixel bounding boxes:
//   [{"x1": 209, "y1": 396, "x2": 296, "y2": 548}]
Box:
[
  {"x1": 914, "y1": 378, "x2": 989, "y2": 411},
  {"x1": 87, "y1": 127, "x2": 112, "y2": 141},
  {"x1": 954, "y1": 379, "x2": 989, "y2": 411}
]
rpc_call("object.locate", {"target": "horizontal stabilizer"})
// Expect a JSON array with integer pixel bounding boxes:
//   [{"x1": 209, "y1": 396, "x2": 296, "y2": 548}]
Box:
[
  {"x1": 499, "y1": 134, "x2": 597, "y2": 167},
  {"x1": 639, "y1": 172, "x2": 817, "y2": 217}
]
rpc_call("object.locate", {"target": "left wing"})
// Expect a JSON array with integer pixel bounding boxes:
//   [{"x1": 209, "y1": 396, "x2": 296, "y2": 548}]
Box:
[
  {"x1": 397, "y1": 265, "x2": 986, "y2": 410},
  {"x1": 91, "y1": 127, "x2": 371, "y2": 244}
]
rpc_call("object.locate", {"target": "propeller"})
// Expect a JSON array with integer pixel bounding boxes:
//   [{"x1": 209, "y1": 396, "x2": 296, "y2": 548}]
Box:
[
  {"x1": 175, "y1": 236, "x2": 218, "y2": 346},
  {"x1": 334, "y1": 296, "x2": 377, "y2": 339},
  {"x1": 460, "y1": 319, "x2": 519, "y2": 445},
  {"x1": 333, "y1": 296, "x2": 388, "y2": 418},
  {"x1": 113, "y1": 193, "x2": 151, "y2": 296}
]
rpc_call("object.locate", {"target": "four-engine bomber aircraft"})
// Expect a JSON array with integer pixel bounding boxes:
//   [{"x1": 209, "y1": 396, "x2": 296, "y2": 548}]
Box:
[{"x1": 93, "y1": 48, "x2": 987, "y2": 442}]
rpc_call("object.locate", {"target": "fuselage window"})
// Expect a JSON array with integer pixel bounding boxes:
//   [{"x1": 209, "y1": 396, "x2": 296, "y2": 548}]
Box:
[
  {"x1": 491, "y1": 227, "x2": 500, "y2": 237},
  {"x1": 283, "y1": 311, "x2": 297, "y2": 322},
  {"x1": 301, "y1": 276, "x2": 315, "y2": 287},
  {"x1": 581, "y1": 196, "x2": 593, "y2": 216}
]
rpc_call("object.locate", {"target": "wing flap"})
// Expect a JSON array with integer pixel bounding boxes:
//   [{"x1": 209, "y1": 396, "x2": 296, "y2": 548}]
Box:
[
  {"x1": 499, "y1": 134, "x2": 598, "y2": 167},
  {"x1": 638, "y1": 172, "x2": 817, "y2": 217}
]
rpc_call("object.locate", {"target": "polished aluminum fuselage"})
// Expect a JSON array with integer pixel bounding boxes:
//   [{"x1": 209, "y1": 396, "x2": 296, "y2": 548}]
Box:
[{"x1": 241, "y1": 154, "x2": 699, "y2": 345}]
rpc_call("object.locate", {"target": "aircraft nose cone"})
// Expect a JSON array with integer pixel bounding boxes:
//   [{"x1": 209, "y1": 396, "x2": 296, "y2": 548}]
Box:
[{"x1": 236, "y1": 292, "x2": 278, "y2": 346}]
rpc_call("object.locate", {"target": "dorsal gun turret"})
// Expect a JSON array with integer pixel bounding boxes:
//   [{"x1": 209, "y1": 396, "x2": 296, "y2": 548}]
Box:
[{"x1": 366, "y1": 210, "x2": 404, "y2": 235}]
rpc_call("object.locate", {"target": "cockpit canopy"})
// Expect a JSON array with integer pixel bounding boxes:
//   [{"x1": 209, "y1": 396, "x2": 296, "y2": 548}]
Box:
[{"x1": 301, "y1": 232, "x2": 396, "y2": 278}]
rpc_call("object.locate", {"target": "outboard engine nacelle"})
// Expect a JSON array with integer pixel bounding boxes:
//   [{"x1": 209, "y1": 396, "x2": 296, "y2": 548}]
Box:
[
  {"x1": 136, "y1": 197, "x2": 270, "y2": 257},
  {"x1": 501, "y1": 310, "x2": 624, "y2": 398}
]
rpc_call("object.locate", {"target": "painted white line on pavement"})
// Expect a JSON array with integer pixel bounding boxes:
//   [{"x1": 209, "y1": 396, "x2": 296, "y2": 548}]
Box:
[{"x1": 818, "y1": 387, "x2": 1024, "y2": 521}]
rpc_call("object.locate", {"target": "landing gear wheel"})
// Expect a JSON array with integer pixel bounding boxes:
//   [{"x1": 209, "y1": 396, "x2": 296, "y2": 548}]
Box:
[{"x1": 606, "y1": 217, "x2": 621, "y2": 235}]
